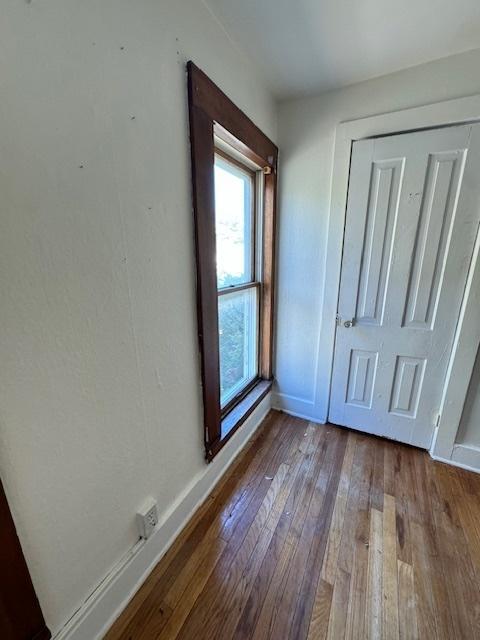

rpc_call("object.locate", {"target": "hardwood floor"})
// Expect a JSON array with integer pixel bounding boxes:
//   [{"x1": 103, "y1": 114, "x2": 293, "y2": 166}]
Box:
[{"x1": 105, "y1": 410, "x2": 480, "y2": 640}]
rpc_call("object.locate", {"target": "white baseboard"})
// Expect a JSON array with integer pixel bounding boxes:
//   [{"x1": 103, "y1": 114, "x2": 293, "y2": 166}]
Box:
[
  {"x1": 451, "y1": 443, "x2": 480, "y2": 473},
  {"x1": 430, "y1": 443, "x2": 480, "y2": 475},
  {"x1": 272, "y1": 392, "x2": 326, "y2": 424},
  {"x1": 53, "y1": 393, "x2": 272, "y2": 640}
]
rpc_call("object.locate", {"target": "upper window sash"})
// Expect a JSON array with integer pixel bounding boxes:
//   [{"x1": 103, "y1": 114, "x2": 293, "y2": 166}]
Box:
[{"x1": 214, "y1": 152, "x2": 256, "y2": 290}]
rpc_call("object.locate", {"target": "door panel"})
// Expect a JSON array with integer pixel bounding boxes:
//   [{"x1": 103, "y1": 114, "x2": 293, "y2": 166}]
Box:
[
  {"x1": 403, "y1": 150, "x2": 466, "y2": 329},
  {"x1": 389, "y1": 355, "x2": 426, "y2": 418},
  {"x1": 346, "y1": 349, "x2": 378, "y2": 408},
  {"x1": 329, "y1": 124, "x2": 480, "y2": 448},
  {"x1": 356, "y1": 159, "x2": 403, "y2": 326}
]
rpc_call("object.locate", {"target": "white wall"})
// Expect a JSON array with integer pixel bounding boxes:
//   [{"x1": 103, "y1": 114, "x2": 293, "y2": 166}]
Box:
[
  {"x1": 275, "y1": 48, "x2": 480, "y2": 426},
  {"x1": 457, "y1": 347, "x2": 480, "y2": 448},
  {"x1": 0, "y1": 0, "x2": 276, "y2": 634}
]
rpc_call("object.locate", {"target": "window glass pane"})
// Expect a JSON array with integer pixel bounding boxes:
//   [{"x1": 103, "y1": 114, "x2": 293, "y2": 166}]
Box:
[
  {"x1": 218, "y1": 287, "x2": 258, "y2": 407},
  {"x1": 214, "y1": 156, "x2": 253, "y2": 288}
]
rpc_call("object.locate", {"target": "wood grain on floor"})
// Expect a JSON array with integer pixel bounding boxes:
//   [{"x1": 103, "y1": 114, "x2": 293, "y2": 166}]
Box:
[{"x1": 105, "y1": 410, "x2": 480, "y2": 640}]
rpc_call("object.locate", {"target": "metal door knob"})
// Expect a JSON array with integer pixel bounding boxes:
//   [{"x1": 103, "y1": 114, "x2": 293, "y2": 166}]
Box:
[{"x1": 343, "y1": 320, "x2": 353, "y2": 328}]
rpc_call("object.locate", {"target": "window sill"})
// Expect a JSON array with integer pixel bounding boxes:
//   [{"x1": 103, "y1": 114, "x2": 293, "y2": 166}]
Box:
[{"x1": 206, "y1": 379, "x2": 272, "y2": 461}]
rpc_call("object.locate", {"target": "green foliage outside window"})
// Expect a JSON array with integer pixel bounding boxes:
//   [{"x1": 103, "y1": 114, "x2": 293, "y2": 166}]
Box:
[{"x1": 219, "y1": 291, "x2": 246, "y2": 400}]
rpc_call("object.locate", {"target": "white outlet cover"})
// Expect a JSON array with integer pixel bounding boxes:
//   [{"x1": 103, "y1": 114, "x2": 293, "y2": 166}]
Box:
[{"x1": 136, "y1": 498, "x2": 158, "y2": 540}]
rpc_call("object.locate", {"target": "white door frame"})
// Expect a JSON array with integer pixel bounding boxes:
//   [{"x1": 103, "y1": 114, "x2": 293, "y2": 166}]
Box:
[{"x1": 319, "y1": 94, "x2": 480, "y2": 470}]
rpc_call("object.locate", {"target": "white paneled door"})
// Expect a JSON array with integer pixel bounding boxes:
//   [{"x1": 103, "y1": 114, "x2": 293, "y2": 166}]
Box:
[{"x1": 329, "y1": 124, "x2": 480, "y2": 448}]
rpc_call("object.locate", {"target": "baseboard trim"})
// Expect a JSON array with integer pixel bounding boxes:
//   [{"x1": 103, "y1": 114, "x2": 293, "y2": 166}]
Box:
[
  {"x1": 279, "y1": 407, "x2": 327, "y2": 424},
  {"x1": 53, "y1": 394, "x2": 272, "y2": 640},
  {"x1": 451, "y1": 443, "x2": 480, "y2": 472},
  {"x1": 430, "y1": 444, "x2": 480, "y2": 475},
  {"x1": 272, "y1": 392, "x2": 326, "y2": 424}
]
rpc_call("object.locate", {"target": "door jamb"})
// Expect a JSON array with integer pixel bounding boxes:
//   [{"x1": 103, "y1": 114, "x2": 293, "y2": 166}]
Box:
[{"x1": 319, "y1": 94, "x2": 480, "y2": 465}]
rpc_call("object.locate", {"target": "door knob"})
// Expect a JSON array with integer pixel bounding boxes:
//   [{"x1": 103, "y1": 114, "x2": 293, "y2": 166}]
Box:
[{"x1": 336, "y1": 314, "x2": 355, "y2": 328}]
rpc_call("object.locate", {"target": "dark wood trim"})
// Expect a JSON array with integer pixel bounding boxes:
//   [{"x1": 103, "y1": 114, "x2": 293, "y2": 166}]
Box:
[
  {"x1": 221, "y1": 374, "x2": 260, "y2": 418},
  {"x1": 188, "y1": 100, "x2": 222, "y2": 443},
  {"x1": 187, "y1": 61, "x2": 278, "y2": 461},
  {"x1": 212, "y1": 379, "x2": 272, "y2": 460},
  {"x1": 217, "y1": 281, "x2": 260, "y2": 296},
  {"x1": 189, "y1": 65, "x2": 277, "y2": 168},
  {"x1": 260, "y1": 171, "x2": 277, "y2": 380},
  {"x1": 0, "y1": 479, "x2": 51, "y2": 640}
]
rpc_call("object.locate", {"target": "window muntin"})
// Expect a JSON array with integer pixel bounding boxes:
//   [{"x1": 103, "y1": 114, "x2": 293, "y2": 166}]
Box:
[{"x1": 214, "y1": 152, "x2": 260, "y2": 410}]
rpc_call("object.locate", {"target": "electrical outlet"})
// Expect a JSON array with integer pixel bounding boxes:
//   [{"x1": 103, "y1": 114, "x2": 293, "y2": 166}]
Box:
[{"x1": 136, "y1": 498, "x2": 158, "y2": 540}]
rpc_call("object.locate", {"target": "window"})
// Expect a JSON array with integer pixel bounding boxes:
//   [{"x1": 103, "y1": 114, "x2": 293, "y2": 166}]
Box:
[
  {"x1": 188, "y1": 62, "x2": 278, "y2": 461},
  {"x1": 215, "y1": 153, "x2": 259, "y2": 410}
]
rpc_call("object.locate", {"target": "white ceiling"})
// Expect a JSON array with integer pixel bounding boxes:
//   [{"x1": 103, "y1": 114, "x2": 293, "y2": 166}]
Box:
[{"x1": 204, "y1": 0, "x2": 480, "y2": 99}]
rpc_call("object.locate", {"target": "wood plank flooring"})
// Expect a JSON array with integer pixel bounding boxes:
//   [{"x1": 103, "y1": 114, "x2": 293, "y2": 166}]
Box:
[{"x1": 105, "y1": 411, "x2": 480, "y2": 640}]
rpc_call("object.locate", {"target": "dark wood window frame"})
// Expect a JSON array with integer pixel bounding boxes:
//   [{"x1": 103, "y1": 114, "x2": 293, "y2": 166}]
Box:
[{"x1": 187, "y1": 62, "x2": 278, "y2": 461}]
